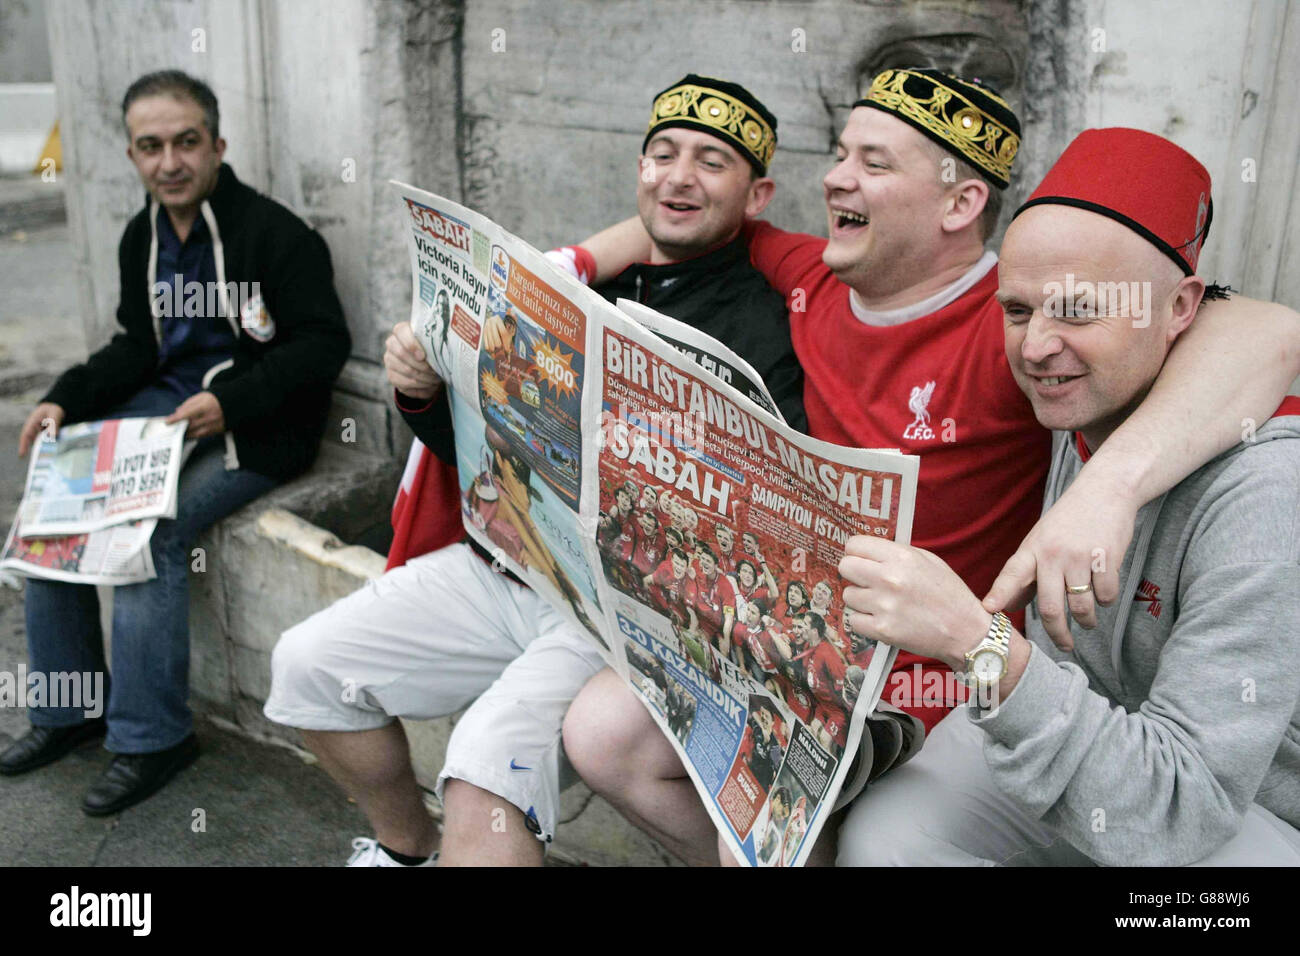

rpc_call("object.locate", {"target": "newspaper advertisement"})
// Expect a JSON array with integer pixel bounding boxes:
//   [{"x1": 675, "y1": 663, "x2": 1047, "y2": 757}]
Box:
[
  {"x1": 16, "y1": 418, "x2": 186, "y2": 537},
  {"x1": 1, "y1": 516, "x2": 157, "y2": 585},
  {"x1": 393, "y1": 183, "x2": 919, "y2": 866},
  {"x1": 399, "y1": 183, "x2": 605, "y2": 636}
]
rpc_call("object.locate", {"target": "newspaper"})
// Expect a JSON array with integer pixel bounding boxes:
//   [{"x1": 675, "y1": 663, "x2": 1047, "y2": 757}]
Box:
[
  {"x1": 394, "y1": 183, "x2": 919, "y2": 866},
  {"x1": 614, "y1": 298, "x2": 784, "y2": 422},
  {"x1": 17, "y1": 418, "x2": 186, "y2": 537},
  {"x1": 1, "y1": 515, "x2": 157, "y2": 585},
  {"x1": 2, "y1": 417, "x2": 185, "y2": 585}
]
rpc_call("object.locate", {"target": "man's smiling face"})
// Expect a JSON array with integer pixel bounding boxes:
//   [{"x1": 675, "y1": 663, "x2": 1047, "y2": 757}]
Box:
[
  {"x1": 821, "y1": 108, "x2": 954, "y2": 294},
  {"x1": 671, "y1": 552, "x2": 688, "y2": 578},
  {"x1": 999, "y1": 205, "x2": 1195, "y2": 449},
  {"x1": 637, "y1": 127, "x2": 770, "y2": 263},
  {"x1": 126, "y1": 93, "x2": 225, "y2": 216}
]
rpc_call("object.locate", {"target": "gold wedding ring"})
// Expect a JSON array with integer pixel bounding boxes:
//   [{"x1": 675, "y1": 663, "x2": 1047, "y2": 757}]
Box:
[{"x1": 1065, "y1": 582, "x2": 1094, "y2": 595}]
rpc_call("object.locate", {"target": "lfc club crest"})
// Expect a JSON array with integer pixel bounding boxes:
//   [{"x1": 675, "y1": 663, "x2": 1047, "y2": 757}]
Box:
[{"x1": 903, "y1": 381, "x2": 936, "y2": 441}]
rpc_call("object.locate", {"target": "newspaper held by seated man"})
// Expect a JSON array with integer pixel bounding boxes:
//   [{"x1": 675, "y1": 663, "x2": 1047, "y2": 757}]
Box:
[{"x1": 2, "y1": 417, "x2": 186, "y2": 585}]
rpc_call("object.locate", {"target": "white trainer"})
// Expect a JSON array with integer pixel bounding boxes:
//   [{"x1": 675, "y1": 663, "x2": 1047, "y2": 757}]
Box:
[{"x1": 346, "y1": 836, "x2": 439, "y2": 867}]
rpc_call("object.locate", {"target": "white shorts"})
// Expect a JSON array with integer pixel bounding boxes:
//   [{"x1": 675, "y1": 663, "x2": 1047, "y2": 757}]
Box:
[
  {"x1": 264, "y1": 543, "x2": 606, "y2": 842},
  {"x1": 837, "y1": 706, "x2": 1300, "y2": 866}
]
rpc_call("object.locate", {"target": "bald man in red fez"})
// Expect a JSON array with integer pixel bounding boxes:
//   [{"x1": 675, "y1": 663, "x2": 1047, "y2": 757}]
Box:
[{"x1": 837, "y1": 128, "x2": 1300, "y2": 866}]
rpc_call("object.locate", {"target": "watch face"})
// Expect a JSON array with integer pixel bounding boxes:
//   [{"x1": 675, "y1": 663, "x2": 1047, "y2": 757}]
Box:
[{"x1": 972, "y1": 649, "x2": 1004, "y2": 682}]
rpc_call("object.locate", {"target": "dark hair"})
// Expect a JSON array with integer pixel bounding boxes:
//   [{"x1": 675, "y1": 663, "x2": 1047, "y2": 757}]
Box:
[
  {"x1": 796, "y1": 610, "x2": 827, "y2": 637},
  {"x1": 122, "y1": 70, "x2": 220, "y2": 140},
  {"x1": 750, "y1": 698, "x2": 778, "y2": 723},
  {"x1": 696, "y1": 542, "x2": 716, "y2": 561},
  {"x1": 735, "y1": 558, "x2": 757, "y2": 579},
  {"x1": 669, "y1": 547, "x2": 688, "y2": 562},
  {"x1": 786, "y1": 580, "x2": 809, "y2": 605}
]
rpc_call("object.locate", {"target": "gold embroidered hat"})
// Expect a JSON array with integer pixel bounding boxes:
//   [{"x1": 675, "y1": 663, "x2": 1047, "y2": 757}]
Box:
[
  {"x1": 645, "y1": 74, "x2": 778, "y2": 175},
  {"x1": 855, "y1": 68, "x2": 1021, "y2": 189}
]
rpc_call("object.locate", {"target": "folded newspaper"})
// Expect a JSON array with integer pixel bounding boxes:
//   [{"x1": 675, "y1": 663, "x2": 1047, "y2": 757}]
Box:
[
  {"x1": 1, "y1": 516, "x2": 158, "y2": 585},
  {"x1": 394, "y1": 182, "x2": 920, "y2": 866},
  {"x1": 1, "y1": 418, "x2": 186, "y2": 585}
]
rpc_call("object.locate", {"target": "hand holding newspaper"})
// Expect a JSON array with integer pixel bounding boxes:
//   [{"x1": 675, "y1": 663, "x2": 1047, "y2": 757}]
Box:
[
  {"x1": 2, "y1": 418, "x2": 187, "y2": 585},
  {"x1": 393, "y1": 182, "x2": 919, "y2": 866}
]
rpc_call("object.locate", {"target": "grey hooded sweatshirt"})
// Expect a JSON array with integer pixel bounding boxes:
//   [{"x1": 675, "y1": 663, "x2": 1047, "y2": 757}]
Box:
[{"x1": 971, "y1": 415, "x2": 1300, "y2": 866}]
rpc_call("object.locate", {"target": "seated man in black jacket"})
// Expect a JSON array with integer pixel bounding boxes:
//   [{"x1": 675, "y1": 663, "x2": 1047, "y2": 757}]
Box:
[
  {"x1": 0, "y1": 71, "x2": 350, "y2": 815},
  {"x1": 265, "y1": 75, "x2": 800, "y2": 865}
]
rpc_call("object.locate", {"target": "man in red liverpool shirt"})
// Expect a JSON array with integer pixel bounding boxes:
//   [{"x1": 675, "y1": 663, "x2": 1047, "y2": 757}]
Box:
[
  {"x1": 732, "y1": 558, "x2": 777, "y2": 619},
  {"x1": 836, "y1": 128, "x2": 1300, "y2": 866},
  {"x1": 769, "y1": 612, "x2": 815, "y2": 725},
  {"x1": 629, "y1": 509, "x2": 664, "y2": 574},
  {"x1": 686, "y1": 544, "x2": 741, "y2": 662},
  {"x1": 562, "y1": 68, "x2": 1300, "y2": 866},
  {"x1": 737, "y1": 601, "x2": 781, "y2": 673},
  {"x1": 712, "y1": 523, "x2": 738, "y2": 573},
  {"x1": 799, "y1": 612, "x2": 850, "y2": 752},
  {"x1": 646, "y1": 548, "x2": 694, "y2": 634}
]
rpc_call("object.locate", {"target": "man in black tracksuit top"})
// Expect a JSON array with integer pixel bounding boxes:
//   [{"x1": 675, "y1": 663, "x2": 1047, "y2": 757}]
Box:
[
  {"x1": 1, "y1": 71, "x2": 350, "y2": 815},
  {"x1": 267, "y1": 74, "x2": 801, "y2": 867}
]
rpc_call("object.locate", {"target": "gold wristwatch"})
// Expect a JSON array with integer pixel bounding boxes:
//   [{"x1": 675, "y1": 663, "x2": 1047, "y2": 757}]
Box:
[{"x1": 964, "y1": 611, "x2": 1012, "y2": 688}]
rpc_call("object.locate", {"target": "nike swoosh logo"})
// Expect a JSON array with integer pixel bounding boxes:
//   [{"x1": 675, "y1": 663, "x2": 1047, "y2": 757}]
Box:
[{"x1": 509, "y1": 759, "x2": 531, "y2": 771}]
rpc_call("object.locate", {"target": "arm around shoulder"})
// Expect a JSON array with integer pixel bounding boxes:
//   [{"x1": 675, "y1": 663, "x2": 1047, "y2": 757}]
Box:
[{"x1": 1098, "y1": 295, "x2": 1300, "y2": 505}]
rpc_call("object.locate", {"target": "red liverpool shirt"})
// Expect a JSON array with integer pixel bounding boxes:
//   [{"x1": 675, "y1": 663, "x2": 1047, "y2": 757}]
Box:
[{"x1": 745, "y1": 221, "x2": 1051, "y2": 731}]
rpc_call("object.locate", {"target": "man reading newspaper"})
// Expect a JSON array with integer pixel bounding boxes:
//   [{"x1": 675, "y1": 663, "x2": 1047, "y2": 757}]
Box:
[
  {"x1": 836, "y1": 128, "x2": 1300, "y2": 866},
  {"x1": 0, "y1": 71, "x2": 350, "y2": 816},
  {"x1": 560, "y1": 68, "x2": 1300, "y2": 864},
  {"x1": 265, "y1": 75, "x2": 803, "y2": 866}
]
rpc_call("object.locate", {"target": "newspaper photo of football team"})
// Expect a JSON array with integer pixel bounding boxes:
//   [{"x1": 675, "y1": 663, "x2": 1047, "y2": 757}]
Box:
[{"x1": 597, "y1": 465, "x2": 876, "y2": 757}]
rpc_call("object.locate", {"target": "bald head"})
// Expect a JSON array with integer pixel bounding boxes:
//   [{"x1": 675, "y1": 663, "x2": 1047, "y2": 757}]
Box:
[{"x1": 1003, "y1": 205, "x2": 1185, "y2": 305}]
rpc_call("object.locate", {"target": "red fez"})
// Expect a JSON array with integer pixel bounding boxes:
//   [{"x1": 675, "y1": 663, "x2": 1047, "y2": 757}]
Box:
[{"x1": 1014, "y1": 128, "x2": 1212, "y2": 275}]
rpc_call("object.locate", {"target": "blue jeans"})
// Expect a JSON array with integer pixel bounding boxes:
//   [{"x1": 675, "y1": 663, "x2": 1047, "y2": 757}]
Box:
[{"x1": 24, "y1": 385, "x2": 277, "y2": 753}]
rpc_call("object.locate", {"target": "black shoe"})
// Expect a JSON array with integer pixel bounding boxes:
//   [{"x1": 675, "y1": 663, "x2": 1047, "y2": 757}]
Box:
[
  {"x1": 0, "y1": 719, "x2": 107, "y2": 776},
  {"x1": 81, "y1": 734, "x2": 200, "y2": 817}
]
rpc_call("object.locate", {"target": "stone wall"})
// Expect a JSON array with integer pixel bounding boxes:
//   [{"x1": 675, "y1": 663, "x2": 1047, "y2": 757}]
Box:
[
  {"x1": 1068, "y1": 0, "x2": 1300, "y2": 302},
  {"x1": 0, "y1": 0, "x2": 53, "y2": 83},
  {"x1": 45, "y1": 0, "x2": 1300, "y2": 383}
]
